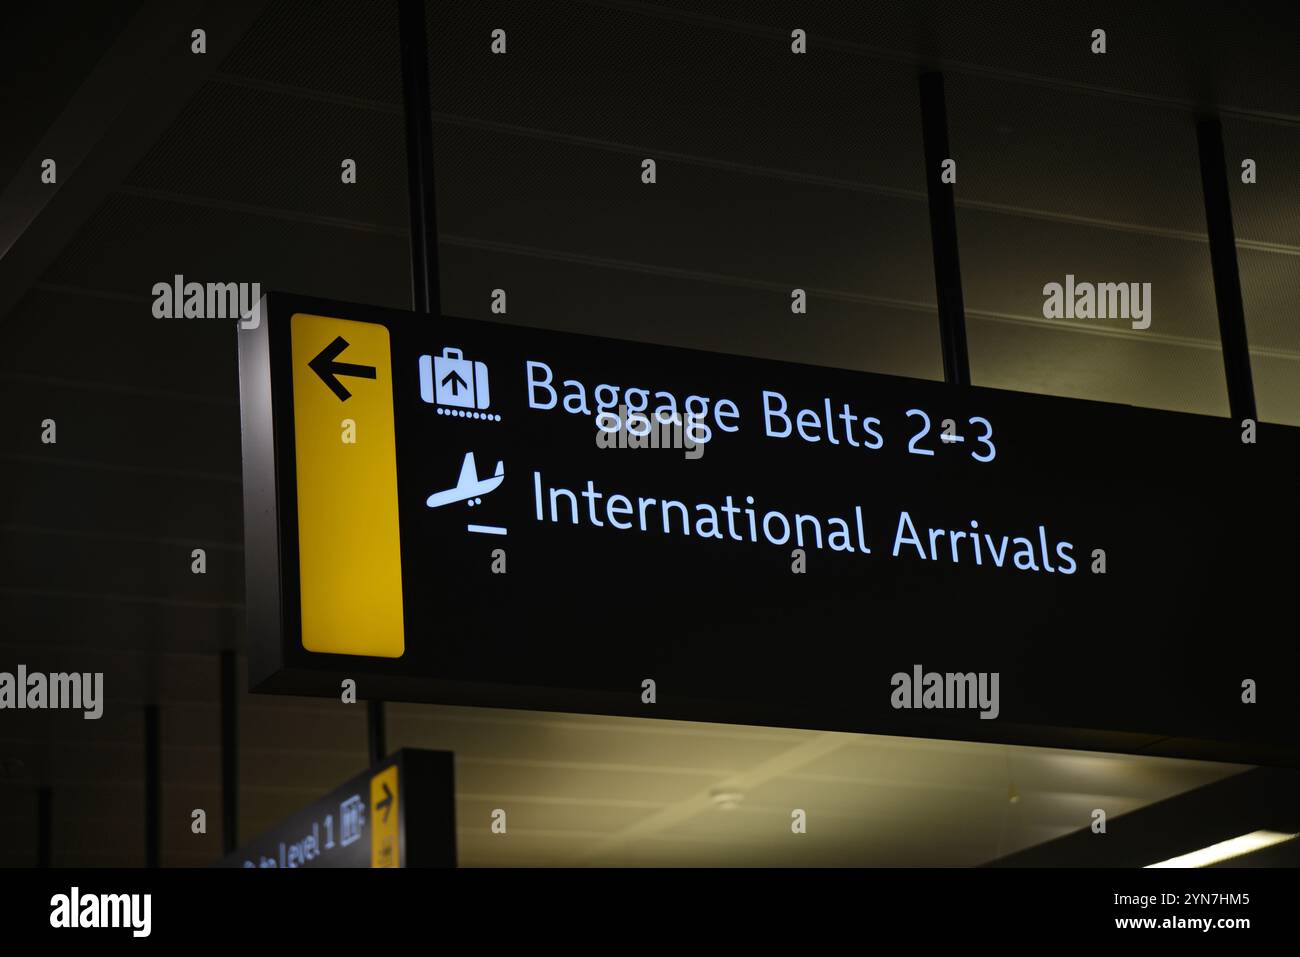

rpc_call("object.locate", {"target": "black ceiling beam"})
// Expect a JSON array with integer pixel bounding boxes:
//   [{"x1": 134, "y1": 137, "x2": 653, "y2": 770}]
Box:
[
  {"x1": 1196, "y1": 118, "x2": 1257, "y2": 423},
  {"x1": 918, "y1": 72, "x2": 970, "y2": 387},
  {"x1": 989, "y1": 766, "x2": 1300, "y2": 867},
  {"x1": 0, "y1": 0, "x2": 271, "y2": 324}
]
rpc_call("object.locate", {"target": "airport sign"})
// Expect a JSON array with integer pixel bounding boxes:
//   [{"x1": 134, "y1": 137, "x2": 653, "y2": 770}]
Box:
[{"x1": 237, "y1": 293, "x2": 1300, "y2": 764}]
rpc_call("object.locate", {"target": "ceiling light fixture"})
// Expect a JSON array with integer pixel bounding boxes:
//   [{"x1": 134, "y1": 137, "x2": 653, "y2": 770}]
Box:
[
  {"x1": 709, "y1": 789, "x2": 744, "y2": 811},
  {"x1": 1145, "y1": 830, "x2": 1299, "y2": 868}
]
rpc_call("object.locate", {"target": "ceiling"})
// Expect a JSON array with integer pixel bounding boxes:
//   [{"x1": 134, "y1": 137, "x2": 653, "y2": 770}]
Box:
[
  {"x1": 0, "y1": 656, "x2": 1252, "y2": 866},
  {"x1": 1, "y1": 0, "x2": 1297, "y2": 866}
]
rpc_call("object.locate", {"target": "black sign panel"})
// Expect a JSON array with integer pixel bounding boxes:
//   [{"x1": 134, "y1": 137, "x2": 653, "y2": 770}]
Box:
[
  {"x1": 220, "y1": 749, "x2": 455, "y2": 868},
  {"x1": 238, "y1": 293, "x2": 1300, "y2": 764}
]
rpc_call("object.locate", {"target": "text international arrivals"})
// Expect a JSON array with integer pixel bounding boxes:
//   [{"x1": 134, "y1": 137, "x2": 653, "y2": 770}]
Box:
[{"x1": 531, "y1": 472, "x2": 1077, "y2": 574}]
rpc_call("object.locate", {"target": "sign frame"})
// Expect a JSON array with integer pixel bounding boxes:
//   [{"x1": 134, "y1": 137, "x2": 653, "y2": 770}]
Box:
[{"x1": 238, "y1": 292, "x2": 1300, "y2": 767}]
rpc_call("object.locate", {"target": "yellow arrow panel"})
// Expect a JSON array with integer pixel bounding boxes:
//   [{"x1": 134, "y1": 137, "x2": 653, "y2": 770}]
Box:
[
  {"x1": 370, "y1": 764, "x2": 400, "y2": 868},
  {"x1": 290, "y1": 313, "x2": 404, "y2": 657}
]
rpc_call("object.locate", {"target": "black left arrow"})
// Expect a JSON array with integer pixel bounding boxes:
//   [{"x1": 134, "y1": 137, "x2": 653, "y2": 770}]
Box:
[
  {"x1": 308, "y1": 336, "x2": 376, "y2": 401},
  {"x1": 377, "y1": 782, "x2": 394, "y2": 823}
]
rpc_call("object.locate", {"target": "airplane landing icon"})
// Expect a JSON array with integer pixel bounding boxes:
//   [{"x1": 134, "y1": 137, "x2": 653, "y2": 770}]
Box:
[{"x1": 426, "y1": 451, "x2": 504, "y2": 508}]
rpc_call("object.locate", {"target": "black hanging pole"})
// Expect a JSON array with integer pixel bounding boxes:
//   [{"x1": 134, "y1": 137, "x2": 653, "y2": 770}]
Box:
[
  {"x1": 1196, "y1": 118, "x2": 1256, "y2": 423},
  {"x1": 220, "y1": 649, "x2": 239, "y2": 853},
  {"x1": 145, "y1": 703, "x2": 161, "y2": 867},
  {"x1": 374, "y1": 0, "x2": 444, "y2": 764},
  {"x1": 919, "y1": 72, "x2": 970, "y2": 387},
  {"x1": 36, "y1": 786, "x2": 52, "y2": 867},
  {"x1": 367, "y1": 699, "x2": 388, "y2": 766},
  {"x1": 399, "y1": 0, "x2": 443, "y2": 317}
]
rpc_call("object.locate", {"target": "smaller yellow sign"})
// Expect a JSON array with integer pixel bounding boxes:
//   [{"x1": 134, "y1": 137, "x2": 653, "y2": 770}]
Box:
[{"x1": 370, "y1": 764, "x2": 400, "y2": 868}]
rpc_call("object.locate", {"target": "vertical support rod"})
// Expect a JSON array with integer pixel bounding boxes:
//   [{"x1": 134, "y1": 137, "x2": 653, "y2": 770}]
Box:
[
  {"x1": 399, "y1": 0, "x2": 442, "y2": 316},
  {"x1": 919, "y1": 72, "x2": 970, "y2": 386},
  {"x1": 220, "y1": 649, "x2": 238, "y2": 854},
  {"x1": 368, "y1": 700, "x2": 387, "y2": 765},
  {"x1": 383, "y1": 0, "x2": 443, "y2": 766},
  {"x1": 36, "y1": 786, "x2": 52, "y2": 867},
  {"x1": 1196, "y1": 118, "x2": 1256, "y2": 423},
  {"x1": 144, "y1": 703, "x2": 161, "y2": 867}
]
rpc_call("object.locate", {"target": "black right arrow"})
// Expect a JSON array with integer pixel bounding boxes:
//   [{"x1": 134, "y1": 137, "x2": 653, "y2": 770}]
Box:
[
  {"x1": 377, "y1": 782, "x2": 394, "y2": 823},
  {"x1": 308, "y1": 336, "x2": 376, "y2": 401}
]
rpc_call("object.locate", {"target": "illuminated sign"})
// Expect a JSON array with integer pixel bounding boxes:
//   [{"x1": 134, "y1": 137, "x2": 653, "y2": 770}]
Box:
[
  {"x1": 238, "y1": 293, "x2": 1300, "y2": 763},
  {"x1": 221, "y1": 750, "x2": 454, "y2": 868}
]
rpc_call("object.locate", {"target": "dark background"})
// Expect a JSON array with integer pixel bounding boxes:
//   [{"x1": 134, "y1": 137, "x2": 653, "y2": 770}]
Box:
[{"x1": 2, "y1": 0, "x2": 1298, "y2": 866}]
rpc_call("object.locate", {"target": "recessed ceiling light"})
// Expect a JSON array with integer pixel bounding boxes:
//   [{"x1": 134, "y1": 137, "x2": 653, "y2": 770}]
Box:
[
  {"x1": 1145, "y1": 831, "x2": 1299, "y2": 868},
  {"x1": 709, "y1": 789, "x2": 744, "y2": 811}
]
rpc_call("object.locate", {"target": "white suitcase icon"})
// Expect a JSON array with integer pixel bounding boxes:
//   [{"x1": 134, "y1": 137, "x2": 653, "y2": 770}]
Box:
[{"x1": 420, "y1": 347, "x2": 490, "y2": 409}]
